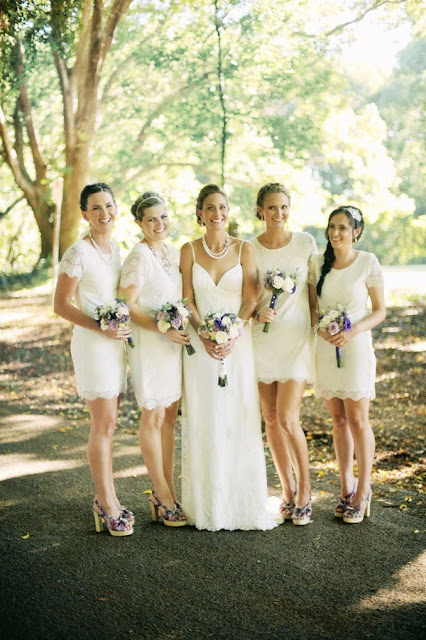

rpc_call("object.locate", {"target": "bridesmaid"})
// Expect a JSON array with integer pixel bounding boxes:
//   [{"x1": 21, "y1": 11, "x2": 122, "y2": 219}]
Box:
[
  {"x1": 118, "y1": 192, "x2": 189, "y2": 527},
  {"x1": 251, "y1": 182, "x2": 317, "y2": 525},
  {"x1": 308, "y1": 205, "x2": 386, "y2": 523},
  {"x1": 54, "y1": 183, "x2": 133, "y2": 537}
]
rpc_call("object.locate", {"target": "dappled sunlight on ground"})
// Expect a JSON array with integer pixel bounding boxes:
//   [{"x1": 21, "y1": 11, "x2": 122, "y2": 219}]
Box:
[
  {"x1": 358, "y1": 551, "x2": 426, "y2": 609},
  {"x1": 0, "y1": 452, "x2": 84, "y2": 481}
]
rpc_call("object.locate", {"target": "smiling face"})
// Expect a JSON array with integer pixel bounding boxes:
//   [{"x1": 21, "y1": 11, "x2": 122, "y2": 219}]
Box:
[
  {"x1": 327, "y1": 212, "x2": 360, "y2": 249},
  {"x1": 258, "y1": 191, "x2": 290, "y2": 229},
  {"x1": 83, "y1": 190, "x2": 117, "y2": 236},
  {"x1": 198, "y1": 193, "x2": 229, "y2": 230},
  {"x1": 138, "y1": 203, "x2": 169, "y2": 244}
]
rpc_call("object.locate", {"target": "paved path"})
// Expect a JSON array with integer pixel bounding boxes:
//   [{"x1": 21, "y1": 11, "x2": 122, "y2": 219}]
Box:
[{"x1": 0, "y1": 407, "x2": 425, "y2": 640}]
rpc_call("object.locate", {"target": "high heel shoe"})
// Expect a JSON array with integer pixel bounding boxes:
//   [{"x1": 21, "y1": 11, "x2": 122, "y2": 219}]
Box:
[
  {"x1": 292, "y1": 499, "x2": 312, "y2": 526},
  {"x1": 343, "y1": 492, "x2": 371, "y2": 524},
  {"x1": 149, "y1": 491, "x2": 187, "y2": 527},
  {"x1": 119, "y1": 506, "x2": 135, "y2": 524},
  {"x1": 92, "y1": 500, "x2": 133, "y2": 537},
  {"x1": 279, "y1": 489, "x2": 296, "y2": 521},
  {"x1": 334, "y1": 484, "x2": 356, "y2": 518},
  {"x1": 174, "y1": 500, "x2": 187, "y2": 520}
]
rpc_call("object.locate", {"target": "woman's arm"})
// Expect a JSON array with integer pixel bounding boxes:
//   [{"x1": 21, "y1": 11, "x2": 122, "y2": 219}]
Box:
[
  {"x1": 180, "y1": 242, "x2": 201, "y2": 330},
  {"x1": 54, "y1": 274, "x2": 130, "y2": 341},
  {"x1": 327, "y1": 286, "x2": 386, "y2": 347},
  {"x1": 239, "y1": 241, "x2": 257, "y2": 322},
  {"x1": 308, "y1": 283, "x2": 319, "y2": 328}
]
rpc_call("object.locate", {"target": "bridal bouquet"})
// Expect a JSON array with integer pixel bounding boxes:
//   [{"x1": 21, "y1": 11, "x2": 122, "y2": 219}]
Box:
[
  {"x1": 317, "y1": 303, "x2": 351, "y2": 368},
  {"x1": 198, "y1": 312, "x2": 245, "y2": 386},
  {"x1": 95, "y1": 298, "x2": 135, "y2": 348},
  {"x1": 262, "y1": 268, "x2": 297, "y2": 333},
  {"x1": 155, "y1": 300, "x2": 195, "y2": 355}
]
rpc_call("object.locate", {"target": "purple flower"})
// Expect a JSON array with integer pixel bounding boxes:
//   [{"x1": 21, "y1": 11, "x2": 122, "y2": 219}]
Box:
[
  {"x1": 328, "y1": 321, "x2": 340, "y2": 336},
  {"x1": 109, "y1": 320, "x2": 119, "y2": 330},
  {"x1": 171, "y1": 316, "x2": 181, "y2": 329},
  {"x1": 343, "y1": 316, "x2": 352, "y2": 331}
]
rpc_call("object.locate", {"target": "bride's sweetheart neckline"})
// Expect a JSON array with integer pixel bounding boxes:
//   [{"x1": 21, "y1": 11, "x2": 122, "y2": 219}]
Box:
[{"x1": 194, "y1": 262, "x2": 241, "y2": 287}]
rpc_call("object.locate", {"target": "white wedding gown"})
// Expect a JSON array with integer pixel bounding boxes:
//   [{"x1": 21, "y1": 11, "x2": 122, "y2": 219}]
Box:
[{"x1": 181, "y1": 245, "x2": 278, "y2": 531}]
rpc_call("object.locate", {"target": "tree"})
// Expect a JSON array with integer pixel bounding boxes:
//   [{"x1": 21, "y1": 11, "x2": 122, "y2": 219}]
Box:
[{"x1": 0, "y1": 0, "x2": 133, "y2": 258}]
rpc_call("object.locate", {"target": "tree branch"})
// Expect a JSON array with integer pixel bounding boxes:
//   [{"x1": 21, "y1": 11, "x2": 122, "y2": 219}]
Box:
[
  {"x1": 52, "y1": 50, "x2": 75, "y2": 162},
  {"x1": 0, "y1": 100, "x2": 34, "y2": 196},
  {"x1": 15, "y1": 39, "x2": 47, "y2": 181},
  {"x1": 325, "y1": 0, "x2": 399, "y2": 37},
  {"x1": 0, "y1": 196, "x2": 25, "y2": 221},
  {"x1": 13, "y1": 98, "x2": 32, "y2": 183},
  {"x1": 103, "y1": 0, "x2": 134, "y2": 60}
]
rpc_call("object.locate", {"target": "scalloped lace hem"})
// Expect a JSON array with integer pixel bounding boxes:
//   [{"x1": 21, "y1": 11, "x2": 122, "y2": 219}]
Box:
[
  {"x1": 78, "y1": 387, "x2": 127, "y2": 401},
  {"x1": 139, "y1": 392, "x2": 181, "y2": 411},
  {"x1": 316, "y1": 388, "x2": 375, "y2": 401},
  {"x1": 257, "y1": 375, "x2": 312, "y2": 385}
]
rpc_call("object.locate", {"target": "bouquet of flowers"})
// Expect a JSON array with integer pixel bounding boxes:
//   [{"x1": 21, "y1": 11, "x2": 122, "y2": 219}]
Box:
[
  {"x1": 155, "y1": 300, "x2": 195, "y2": 355},
  {"x1": 317, "y1": 303, "x2": 351, "y2": 368},
  {"x1": 198, "y1": 312, "x2": 245, "y2": 386},
  {"x1": 262, "y1": 268, "x2": 297, "y2": 333},
  {"x1": 95, "y1": 298, "x2": 135, "y2": 348}
]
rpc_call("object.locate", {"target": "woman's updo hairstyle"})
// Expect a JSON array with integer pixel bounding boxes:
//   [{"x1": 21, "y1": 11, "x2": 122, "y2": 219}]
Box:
[
  {"x1": 255, "y1": 182, "x2": 291, "y2": 220},
  {"x1": 131, "y1": 191, "x2": 165, "y2": 221},
  {"x1": 195, "y1": 184, "x2": 228, "y2": 226},
  {"x1": 316, "y1": 205, "x2": 365, "y2": 297},
  {"x1": 80, "y1": 183, "x2": 115, "y2": 211}
]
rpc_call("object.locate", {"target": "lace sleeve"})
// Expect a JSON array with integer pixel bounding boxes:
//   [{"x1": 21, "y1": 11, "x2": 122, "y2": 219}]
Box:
[
  {"x1": 366, "y1": 253, "x2": 384, "y2": 289},
  {"x1": 58, "y1": 244, "x2": 84, "y2": 279},
  {"x1": 120, "y1": 249, "x2": 146, "y2": 290},
  {"x1": 307, "y1": 254, "x2": 318, "y2": 287}
]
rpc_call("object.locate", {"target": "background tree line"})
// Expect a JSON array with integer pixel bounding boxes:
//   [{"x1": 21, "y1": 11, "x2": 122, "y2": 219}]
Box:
[{"x1": 0, "y1": 0, "x2": 425, "y2": 277}]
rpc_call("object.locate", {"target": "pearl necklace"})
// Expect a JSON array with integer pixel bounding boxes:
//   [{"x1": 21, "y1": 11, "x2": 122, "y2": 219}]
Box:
[
  {"x1": 89, "y1": 233, "x2": 113, "y2": 264},
  {"x1": 147, "y1": 242, "x2": 172, "y2": 276},
  {"x1": 202, "y1": 234, "x2": 231, "y2": 260}
]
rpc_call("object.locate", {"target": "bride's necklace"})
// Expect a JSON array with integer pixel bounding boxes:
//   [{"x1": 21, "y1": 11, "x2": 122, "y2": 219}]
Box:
[
  {"x1": 147, "y1": 242, "x2": 172, "y2": 276},
  {"x1": 202, "y1": 234, "x2": 231, "y2": 260},
  {"x1": 89, "y1": 233, "x2": 113, "y2": 264}
]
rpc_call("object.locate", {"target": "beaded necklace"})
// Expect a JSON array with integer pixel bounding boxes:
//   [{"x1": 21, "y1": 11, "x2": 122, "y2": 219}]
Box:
[{"x1": 89, "y1": 233, "x2": 113, "y2": 264}]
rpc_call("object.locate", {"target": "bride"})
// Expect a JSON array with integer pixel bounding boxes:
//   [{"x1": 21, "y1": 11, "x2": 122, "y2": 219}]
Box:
[{"x1": 180, "y1": 184, "x2": 278, "y2": 531}]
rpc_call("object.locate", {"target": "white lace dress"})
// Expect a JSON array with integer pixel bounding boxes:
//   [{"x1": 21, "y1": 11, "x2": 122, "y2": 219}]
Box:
[
  {"x1": 58, "y1": 239, "x2": 127, "y2": 400},
  {"x1": 181, "y1": 242, "x2": 278, "y2": 531},
  {"x1": 308, "y1": 250, "x2": 384, "y2": 400},
  {"x1": 119, "y1": 243, "x2": 182, "y2": 410},
  {"x1": 251, "y1": 232, "x2": 317, "y2": 384}
]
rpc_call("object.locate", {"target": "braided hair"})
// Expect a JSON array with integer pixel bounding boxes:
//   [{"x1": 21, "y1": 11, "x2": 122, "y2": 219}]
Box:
[{"x1": 316, "y1": 206, "x2": 364, "y2": 297}]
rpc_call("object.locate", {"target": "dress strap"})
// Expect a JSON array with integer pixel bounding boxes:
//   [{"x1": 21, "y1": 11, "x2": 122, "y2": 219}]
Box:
[
  {"x1": 189, "y1": 241, "x2": 196, "y2": 263},
  {"x1": 238, "y1": 240, "x2": 245, "y2": 262}
]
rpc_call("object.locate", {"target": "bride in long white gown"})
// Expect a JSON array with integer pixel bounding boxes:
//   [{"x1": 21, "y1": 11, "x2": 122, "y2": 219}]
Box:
[{"x1": 180, "y1": 184, "x2": 279, "y2": 531}]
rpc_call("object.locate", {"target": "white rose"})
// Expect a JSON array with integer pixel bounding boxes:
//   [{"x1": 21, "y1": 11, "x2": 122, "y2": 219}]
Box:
[
  {"x1": 282, "y1": 276, "x2": 295, "y2": 293},
  {"x1": 215, "y1": 330, "x2": 229, "y2": 344},
  {"x1": 221, "y1": 315, "x2": 231, "y2": 326},
  {"x1": 272, "y1": 275, "x2": 284, "y2": 289},
  {"x1": 228, "y1": 325, "x2": 239, "y2": 339},
  {"x1": 328, "y1": 310, "x2": 339, "y2": 320},
  {"x1": 157, "y1": 319, "x2": 171, "y2": 333}
]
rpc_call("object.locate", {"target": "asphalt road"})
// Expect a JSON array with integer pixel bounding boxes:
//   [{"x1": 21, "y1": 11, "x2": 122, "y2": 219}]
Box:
[{"x1": 1, "y1": 407, "x2": 425, "y2": 640}]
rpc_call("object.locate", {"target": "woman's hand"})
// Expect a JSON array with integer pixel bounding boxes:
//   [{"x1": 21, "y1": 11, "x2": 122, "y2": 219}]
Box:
[
  {"x1": 199, "y1": 336, "x2": 234, "y2": 360},
  {"x1": 327, "y1": 328, "x2": 356, "y2": 347},
  {"x1": 164, "y1": 328, "x2": 191, "y2": 346},
  {"x1": 318, "y1": 327, "x2": 355, "y2": 345},
  {"x1": 256, "y1": 307, "x2": 276, "y2": 324},
  {"x1": 102, "y1": 325, "x2": 132, "y2": 341}
]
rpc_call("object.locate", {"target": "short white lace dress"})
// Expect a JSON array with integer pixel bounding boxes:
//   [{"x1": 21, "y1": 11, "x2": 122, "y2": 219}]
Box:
[
  {"x1": 58, "y1": 239, "x2": 127, "y2": 401},
  {"x1": 308, "y1": 250, "x2": 384, "y2": 401},
  {"x1": 251, "y1": 232, "x2": 317, "y2": 384},
  {"x1": 119, "y1": 243, "x2": 182, "y2": 410}
]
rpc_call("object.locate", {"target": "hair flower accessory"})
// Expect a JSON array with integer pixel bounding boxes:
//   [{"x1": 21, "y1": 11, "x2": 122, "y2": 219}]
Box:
[{"x1": 345, "y1": 206, "x2": 362, "y2": 222}]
